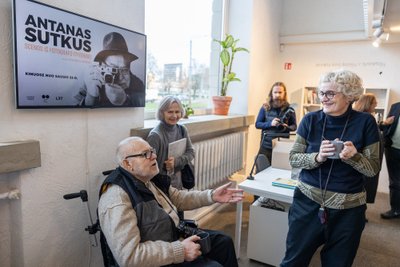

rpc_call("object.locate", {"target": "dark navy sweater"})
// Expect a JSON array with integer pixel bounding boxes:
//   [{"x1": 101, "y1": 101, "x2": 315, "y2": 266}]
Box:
[{"x1": 297, "y1": 107, "x2": 380, "y2": 193}]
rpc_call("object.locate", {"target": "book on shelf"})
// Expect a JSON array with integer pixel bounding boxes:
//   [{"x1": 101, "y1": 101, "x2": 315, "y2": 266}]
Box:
[
  {"x1": 306, "y1": 88, "x2": 320, "y2": 104},
  {"x1": 272, "y1": 177, "x2": 298, "y2": 190}
]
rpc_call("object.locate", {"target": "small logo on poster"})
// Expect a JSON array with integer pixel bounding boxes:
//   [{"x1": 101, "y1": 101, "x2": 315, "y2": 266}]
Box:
[
  {"x1": 42, "y1": 94, "x2": 50, "y2": 103},
  {"x1": 284, "y1": 63, "x2": 292, "y2": 70}
]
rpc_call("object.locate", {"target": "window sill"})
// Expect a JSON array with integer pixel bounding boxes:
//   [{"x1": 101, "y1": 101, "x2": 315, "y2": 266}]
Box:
[
  {"x1": 131, "y1": 114, "x2": 255, "y2": 142},
  {"x1": 0, "y1": 140, "x2": 41, "y2": 174}
]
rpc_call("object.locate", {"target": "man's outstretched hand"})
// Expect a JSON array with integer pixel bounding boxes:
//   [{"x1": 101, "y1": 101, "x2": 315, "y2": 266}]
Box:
[{"x1": 212, "y1": 182, "x2": 244, "y2": 203}]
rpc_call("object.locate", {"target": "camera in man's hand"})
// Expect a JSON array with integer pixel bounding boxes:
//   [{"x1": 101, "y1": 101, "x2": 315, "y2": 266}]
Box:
[
  {"x1": 177, "y1": 220, "x2": 211, "y2": 254},
  {"x1": 99, "y1": 65, "x2": 119, "y2": 84},
  {"x1": 276, "y1": 107, "x2": 295, "y2": 131},
  {"x1": 177, "y1": 219, "x2": 199, "y2": 238}
]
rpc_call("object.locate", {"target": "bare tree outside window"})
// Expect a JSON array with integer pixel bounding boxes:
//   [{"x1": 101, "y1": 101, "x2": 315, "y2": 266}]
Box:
[{"x1": 145, "y1": 0, "x2": 223, "y2": 113}]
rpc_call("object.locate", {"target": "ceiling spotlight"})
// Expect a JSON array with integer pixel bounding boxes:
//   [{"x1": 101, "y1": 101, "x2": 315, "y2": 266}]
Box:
[
  {"x1": 372, "y1": 38, "x2": 382, "y2": 47},
  {"x1": 372, "y1": 19, "x2": 382, "y2": 29},
  {"x1": 373, "y1": 27, "x2": 384, "y2": 38}
]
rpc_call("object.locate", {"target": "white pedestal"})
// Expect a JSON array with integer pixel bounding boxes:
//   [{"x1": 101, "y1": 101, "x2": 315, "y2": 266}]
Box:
[{"x1": 247, "y1": 199, "x2": 291, "y2": 266}]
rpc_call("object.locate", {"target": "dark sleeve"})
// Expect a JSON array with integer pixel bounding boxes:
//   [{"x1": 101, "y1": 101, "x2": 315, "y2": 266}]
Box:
[
  {"x1": 342, "y1": 115, "x2": 381, "y2": 177},
  {"x1": 363, "y1": 114, "x2": 381, "y2": 147},
  {"x1": 255, "y1": 107, "x2": 272, "y2": 129},
  {"x1": 296, "y1": 113, "x2": 310, "y2": 140},
  {"x1": 287, "y1": 109, "x2": 297, "y2": 132}
]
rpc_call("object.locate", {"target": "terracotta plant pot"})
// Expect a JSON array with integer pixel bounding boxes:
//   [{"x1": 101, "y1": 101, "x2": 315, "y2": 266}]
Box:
[{"x1": 212, "y1": 96, "x2": 232, "y2": 115}]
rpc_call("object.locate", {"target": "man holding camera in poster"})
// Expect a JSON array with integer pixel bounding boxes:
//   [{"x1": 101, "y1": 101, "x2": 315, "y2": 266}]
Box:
[{"x1": 74, "y1": 32, "x2": 145, "y2": 107}]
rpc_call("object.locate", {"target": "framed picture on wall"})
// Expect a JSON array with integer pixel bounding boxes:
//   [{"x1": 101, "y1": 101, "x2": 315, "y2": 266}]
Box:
[{"x1": 12, "y1": 0, "x2": 146, "y2": 108}]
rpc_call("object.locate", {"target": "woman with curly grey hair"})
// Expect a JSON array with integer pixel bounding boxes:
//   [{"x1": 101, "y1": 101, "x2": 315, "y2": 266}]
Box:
[{"x1": 280, "y1": 70, "x2": 381, "y2": 267}]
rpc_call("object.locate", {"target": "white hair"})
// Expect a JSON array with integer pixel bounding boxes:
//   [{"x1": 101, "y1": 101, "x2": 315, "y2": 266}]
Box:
[
  {"x1": 115, "y1": 136, "x2": 145, "y2": 165},
  {"x1": 319, "y1": 69, "x2": 364, "y2": 102},
  {"x1": 156, "y1": 96, "x2": 185, "y2": 121}
]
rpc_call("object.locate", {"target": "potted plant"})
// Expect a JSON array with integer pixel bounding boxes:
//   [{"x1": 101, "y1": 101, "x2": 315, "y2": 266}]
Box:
[
  {"x1": 213, "y1": 34, "x2": 249, "y2": 115},
  {"x1": 182, "y1": 103, "x2": 194, "y2": 119}
]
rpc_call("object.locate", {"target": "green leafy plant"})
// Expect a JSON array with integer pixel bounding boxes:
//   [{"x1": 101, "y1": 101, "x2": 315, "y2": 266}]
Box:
[
  {"x1": 183, "y1": 103, "x2": 194, "y2": 118},
  {"x1": 214, "y1": 34, "x2": 249, "y2": 96}
]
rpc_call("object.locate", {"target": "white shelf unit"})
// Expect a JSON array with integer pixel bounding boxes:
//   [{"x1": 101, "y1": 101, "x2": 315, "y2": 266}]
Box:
[
  {"x1": 301, "y1": 86, "x2": 322, "y2": 118},
  {"x1": 364, "y1": 88, "x2": 390, "y2": 122}
]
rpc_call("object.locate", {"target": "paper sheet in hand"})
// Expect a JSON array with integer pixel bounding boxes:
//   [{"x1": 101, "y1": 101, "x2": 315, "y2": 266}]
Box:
[{"x1": 168, "y1": 138, "x2": 187, "y2": 158}]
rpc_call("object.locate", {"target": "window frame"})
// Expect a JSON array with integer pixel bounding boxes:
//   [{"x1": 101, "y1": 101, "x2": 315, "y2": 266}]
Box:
[{"x1": 144, "y1": 0, "x2": 228, "y2": 119}]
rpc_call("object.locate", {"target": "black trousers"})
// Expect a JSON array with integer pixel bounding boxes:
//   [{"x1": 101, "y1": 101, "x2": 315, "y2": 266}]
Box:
[
  {"x1": 385, "y1": 147, "x2": 400, "y2": 211},
  {"x1": 281, "y1": 188, "x2": 366, "y2": 267},
  {"x1": 259, "y1": 147, "x2": 272, "y2": 165},
  {"x1": 168, "y1": 229, "x2": 238, "y2": 267},
  {"x1": 364, "y1": 173, "x2": 379, "y2": 203}
]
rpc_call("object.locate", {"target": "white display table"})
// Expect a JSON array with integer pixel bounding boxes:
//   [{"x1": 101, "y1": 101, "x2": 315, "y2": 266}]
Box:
[{"x1": 235, "y1": 167, "x2": 294, "y2": 266}]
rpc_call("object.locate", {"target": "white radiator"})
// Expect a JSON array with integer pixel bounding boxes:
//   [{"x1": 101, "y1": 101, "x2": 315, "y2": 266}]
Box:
[{"x1": 192, "y1": 132, "x2": 245, "y2": 190}]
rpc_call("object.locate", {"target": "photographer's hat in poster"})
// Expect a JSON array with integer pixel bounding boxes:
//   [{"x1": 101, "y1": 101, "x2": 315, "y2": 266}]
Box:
[{"x1": 94, "y1": 32, "x2": 138, "y2": 63}]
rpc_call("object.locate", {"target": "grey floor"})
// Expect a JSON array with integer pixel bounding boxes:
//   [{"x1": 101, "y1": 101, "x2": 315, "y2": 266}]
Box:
[{"x1": 200, "y1": 191, "x2": 400, "y2": 267}]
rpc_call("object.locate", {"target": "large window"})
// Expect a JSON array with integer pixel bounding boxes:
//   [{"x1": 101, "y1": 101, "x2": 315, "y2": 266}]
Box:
[{"x1": 145, "y1": 0, "x2": 224, "y2": 113}]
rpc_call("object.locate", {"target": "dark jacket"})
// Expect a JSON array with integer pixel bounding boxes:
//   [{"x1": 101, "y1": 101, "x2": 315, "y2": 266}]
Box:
[
  {"x1": 382, "y1": 102, "x2": 400, "y2": 148},
  {"x1": 98, "y1": 167, "x2": 178, "y2": 267},
  {"x1": 255, "y1": 104, "x2": 297, "y2": 149}
]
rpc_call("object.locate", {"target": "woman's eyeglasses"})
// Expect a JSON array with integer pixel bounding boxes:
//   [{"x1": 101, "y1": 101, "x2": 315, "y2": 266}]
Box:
[
  {"x1": 125, "y1": 148, "x2": 156, "y2": 159},
  {"x1": 318, "y1": 91, "x2": 339, "y2": 100}
]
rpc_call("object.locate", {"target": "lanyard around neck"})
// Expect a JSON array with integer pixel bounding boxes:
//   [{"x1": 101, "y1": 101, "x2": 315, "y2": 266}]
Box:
[{"x1": 318, "y1": 113, "x2": 350, "y2": 207}]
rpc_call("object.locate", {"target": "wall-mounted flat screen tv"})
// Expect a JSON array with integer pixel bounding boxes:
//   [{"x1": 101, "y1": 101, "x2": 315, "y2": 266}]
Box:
[{"x1": 12, "y1": 0, "x2": 146, "y2": 108}]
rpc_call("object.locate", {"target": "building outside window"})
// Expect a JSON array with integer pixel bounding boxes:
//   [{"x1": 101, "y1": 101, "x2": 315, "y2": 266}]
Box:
[{"x1": 145, "y1": 0, "x2": 224, "y2": 114}]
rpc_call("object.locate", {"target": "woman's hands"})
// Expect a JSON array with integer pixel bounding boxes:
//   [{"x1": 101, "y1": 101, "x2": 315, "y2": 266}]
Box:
[
  {"x1": 382, "y1": 116, "x2": 395, "y2": 126},
  {"x1": 164, "y1": 157, "x2": 175, "y2": 173},
  {"x1": 316, "y1": 139, "x2": 357, "y2": 163},
  {"x1": 316, "y1": 140, "x2": 333, "y2": 163},
  {"x1": 340, "y1": 141, "x2": 357, "y2": 160}
]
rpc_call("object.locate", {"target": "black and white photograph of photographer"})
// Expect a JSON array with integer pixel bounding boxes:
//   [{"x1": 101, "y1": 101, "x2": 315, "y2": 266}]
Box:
[
  {"x1": 255, "y1": 81, "x2": 297, "y2": 163},
  {"x1": 74, "y1": 32, "x2": 145, "y2": 107},
  {"x1": 98, "y1": 136, "x2": 243, "y2": 267}
]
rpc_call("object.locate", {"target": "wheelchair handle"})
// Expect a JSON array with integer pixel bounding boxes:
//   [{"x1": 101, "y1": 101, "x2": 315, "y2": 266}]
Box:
[{"x1": 63, "y1": 190, "x2": 88, "y2": 202}]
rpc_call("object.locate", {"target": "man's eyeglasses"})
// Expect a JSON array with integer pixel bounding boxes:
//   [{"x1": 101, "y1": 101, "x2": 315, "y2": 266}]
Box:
[
  {"x1": 318, "y1": 91, "x2": 339, "y2": 100},
  {"x1": 125, "y1": 148, "x2": 156, "y2": 160}
]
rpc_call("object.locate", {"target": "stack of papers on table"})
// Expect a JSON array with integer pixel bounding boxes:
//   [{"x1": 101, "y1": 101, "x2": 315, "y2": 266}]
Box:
[{"x1": 272, "y1": 178, "x2": 298, "y2": 190}]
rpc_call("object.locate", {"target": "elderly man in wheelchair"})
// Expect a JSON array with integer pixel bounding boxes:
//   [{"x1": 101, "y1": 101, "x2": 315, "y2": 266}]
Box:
[{"x1": 98, "y1": 136, "x2": 243, "y2": 267}]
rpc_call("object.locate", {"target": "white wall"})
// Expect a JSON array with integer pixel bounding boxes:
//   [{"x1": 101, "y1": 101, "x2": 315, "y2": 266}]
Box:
[
  {"x1": 228, "y1": 0, "x2": 284, "y2": 174},
  {"x1": 0, "y1": 0, "x2": 144, "y2": 266},
  {"x1": 236, "y1": 0, "x2": 400, "y2": 195}
]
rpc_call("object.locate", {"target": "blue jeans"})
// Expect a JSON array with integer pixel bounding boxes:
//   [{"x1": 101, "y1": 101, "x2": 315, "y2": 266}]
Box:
[{"x1": 280, "y1": 188, "x2": 366, "y2": 267}]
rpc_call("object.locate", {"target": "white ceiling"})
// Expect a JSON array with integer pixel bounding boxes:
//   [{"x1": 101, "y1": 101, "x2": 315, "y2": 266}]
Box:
[
  {"x1": 367, "y1": 0, "x2": 400, "y2": 43},
  {"x1": 279, "y1": 0, "x2": 400, "y2": 44}
]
